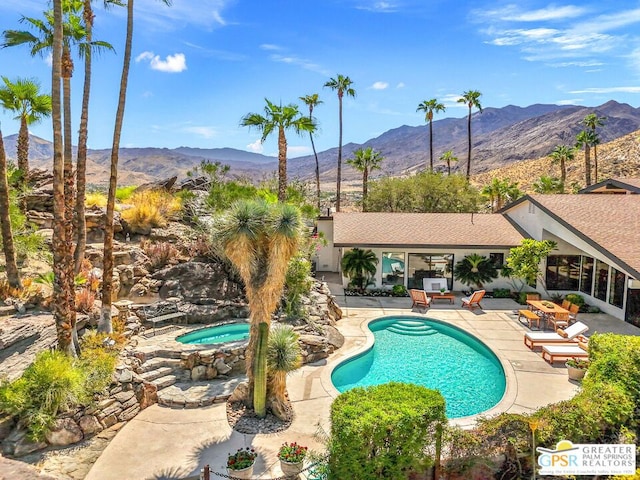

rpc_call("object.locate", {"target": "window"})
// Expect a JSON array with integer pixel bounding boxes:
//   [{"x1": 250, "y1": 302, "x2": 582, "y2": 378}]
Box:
[
  {"x1": 609, "y1": 268, "x2": 625, "y2": 308},
  {"x1": 407, "y1": 254, "x2": 453, "y2": 289},
  {"x1": 579, "y1": 256, "x2": 594, "y2": 295},
  {"x1": 546, "y1": 255, "x2": 580, "y2": 290},
  {"x1": 594, "y1": 260, "x2": 609, "y2": 301},
  {"x1": 489, "y1": 253, "x2": 505, "y2": 267},
  {"x1": 381, "y1": 252, "x2": 405, "y2": 287}
]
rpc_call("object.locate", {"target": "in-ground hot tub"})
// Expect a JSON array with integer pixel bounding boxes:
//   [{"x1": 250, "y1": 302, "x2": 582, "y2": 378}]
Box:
[{"x1": 176, "y1": 323, "x2": 250, "y2": 345}]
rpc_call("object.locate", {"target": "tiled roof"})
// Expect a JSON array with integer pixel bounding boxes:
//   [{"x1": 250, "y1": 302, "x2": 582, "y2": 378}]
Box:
[
  {"x1": 579, "y1": 177, "x2": 640, "y2": 194},
  {"x1": 528, "y1": 195, "x2": 640, "y2": 277},
  {"x1": 333, "y1": 212, "x2": 524, "y2": 248},
  {"x1": 611, "y1": 178, "x2": 640, "y2": 188}
]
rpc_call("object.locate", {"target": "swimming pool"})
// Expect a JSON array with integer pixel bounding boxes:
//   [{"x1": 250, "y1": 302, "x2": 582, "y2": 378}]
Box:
[
  {"x1": 331, "y1": 317, "x2": 506, "y2": 418},
  {"x1": 176, "y1": 323, "x2": 250, "y2": 345}
]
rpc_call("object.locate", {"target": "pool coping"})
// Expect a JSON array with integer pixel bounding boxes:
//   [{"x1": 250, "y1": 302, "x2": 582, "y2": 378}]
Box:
[{"x1": 319, "y1": 313, "x2": 518, "y2": 428}]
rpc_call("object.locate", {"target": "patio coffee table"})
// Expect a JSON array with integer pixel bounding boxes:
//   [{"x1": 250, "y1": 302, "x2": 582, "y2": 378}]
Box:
[{"x1": 430, "y1": 293, "x2": 455, "y2": 304}]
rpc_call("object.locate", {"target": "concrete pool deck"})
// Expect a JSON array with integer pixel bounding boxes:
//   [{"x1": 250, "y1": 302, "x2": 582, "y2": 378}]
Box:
[{"x1": 86, "y1": 281, "x2": 640, "y2": 480}]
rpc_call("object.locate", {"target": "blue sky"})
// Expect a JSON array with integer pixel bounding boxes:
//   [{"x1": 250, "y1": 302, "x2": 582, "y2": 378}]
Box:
[{"x1": 1, "y1": 0, "x2": 640, "y2": 158}]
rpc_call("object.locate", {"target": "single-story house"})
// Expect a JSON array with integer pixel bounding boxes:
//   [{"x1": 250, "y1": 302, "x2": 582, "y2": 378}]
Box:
[{"x1": 315, "y1": 178, "x2": 640, "y2": 327}]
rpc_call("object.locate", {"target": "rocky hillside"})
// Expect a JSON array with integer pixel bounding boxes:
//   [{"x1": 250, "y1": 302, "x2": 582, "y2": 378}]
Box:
[{"x1": 472, "y1": 129, "x2": 640, "y2": 192}]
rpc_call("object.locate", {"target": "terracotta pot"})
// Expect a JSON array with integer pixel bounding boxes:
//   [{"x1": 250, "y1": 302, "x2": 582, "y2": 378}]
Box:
[
  {"x1": 566, "y1": 364, "x2": 586, "y2": 381},
  {"x1": 280, "y1": 459, "x2": 304, "y2": 477},
  {"x1": 228, "y1": 463, "x2": 254, "y2": 479}
]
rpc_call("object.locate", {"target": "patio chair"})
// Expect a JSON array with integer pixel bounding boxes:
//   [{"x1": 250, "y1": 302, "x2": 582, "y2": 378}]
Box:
[
  {"x1": 461, "y1": 290, "x2": 486, "y2": 310},
  {"x1": 568, "y1": 303, "x2": 580, "y2": 323},
  {"x1": 547, "y1": 311, "x2": 570, "y2": 331},
  {"x1": 409, "y1": 289, "x2": 431, "y2": 310},
  {"x1": 527, "y1": 292, "x2": 541, "y2": 310},
  {"x1": 523, "y1": 321, "x2": 588, "y2": 349},
  {"x1": 561, "y1": 299, "x2": 572, "y2": 310},
  {"x1": 541, "y1": 343, "x2": 589, "y2": 364}
]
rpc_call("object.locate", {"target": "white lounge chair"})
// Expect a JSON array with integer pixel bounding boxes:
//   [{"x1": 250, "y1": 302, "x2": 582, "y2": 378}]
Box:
[
  {"x1": 541, "y1": 344, "x2": 589, "y2": 364},
  {"x1": 523, "y1": 321, "x2": 588, "y2": 350}
]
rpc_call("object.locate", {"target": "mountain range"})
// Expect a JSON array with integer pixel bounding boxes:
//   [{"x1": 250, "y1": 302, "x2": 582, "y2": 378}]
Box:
[{"x1": 3, "y1": 100, "x2": 640, "y2": 186}]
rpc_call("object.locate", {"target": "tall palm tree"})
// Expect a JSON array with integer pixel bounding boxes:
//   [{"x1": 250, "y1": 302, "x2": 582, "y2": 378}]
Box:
[
  {"x1": 0, "y1": 77, "x2": 51, "y2": 180},
  {"x1": 583, "y1": 113, "x2": 605, "y2": 184},
  {"x1": 0, "y1": 128, "x2": 21, "y2": 288},
  {"x1": 346, "y1": 147, "x2": 383, "y2": 212},
  {"x1": 299, "y1": 94, "x2": 323, "y2": 210},
  {"x1": 324, "y1": 74, "x2": 356, "y2": 212},
  {"x1": 440, "y1": 150, "x2": 458, "y2": 175},
  {"x1": 457, "y1": 90, "x2": 483, "y2": 180},
  {"x1": 416, "y1": 99, "x2": 445, "y2": 171},
  {"x1": 549, "y1": 145, "x2": 574, "y2": 189},
  {"x1": 576, "y1": 129, "x2": 596, "y2": 187},
  {"x1": 481, "y1": 177, "x2": 521, "y2": 212},
  {"x1": 75, "y1": 0, "x2": 115, "y2": 273},
  {"x1": 241, "y1": 99, "x2": 315, "y2": 203},
  {"x1": 215, "y1": 200, "x2": 303, "y2": 418}
]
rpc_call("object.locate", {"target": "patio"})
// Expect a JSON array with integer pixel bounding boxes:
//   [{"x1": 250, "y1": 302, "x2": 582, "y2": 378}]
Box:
[{"x1": 85, "y1": 277, "x2": 639, "y2": 479}]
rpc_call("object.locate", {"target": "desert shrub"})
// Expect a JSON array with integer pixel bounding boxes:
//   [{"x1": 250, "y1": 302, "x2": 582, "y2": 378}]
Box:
[
  {"x1": 492, "y1": 288, "x2": 511, "y2": 298},
  {"x1": 391, "y1": 284, "x2": 407, "y2": 296},
  {"x1": 75, "y1": 286, "x2": 96, "y2": 313},
  {"x1": 442, "y1": 426, "x2": 497, "y2": 479},
  {"x1": 182, "y1": 234, "x2": 215, "y2": 260},
  {"x1": 85, "y1": 191, "x2": 108, "y2": 208},
  {"x1": 141, "y1": 239, "x2": 179, "y2": 271},
  {"x1": 283, "y1": 253, "x2": 313, "y2": 318},
  {"x1": 565, "y1": 293, "x2": 585, "y2": 307},
  {"x1": 0, "y1": 190, "x2": 46, "y2": 261},
  {"x1": 0, "y1": 278, "x2": 46, "y2": 305},
  {"x1": 0, "y1": 351, "x2": 88, "y2": 440},
  {"x1": 121, "y1": 190, "x2": 182, "y2": 231},
  {"x1": 115, "y1": 185, "x2": 137, "y2": 201},
  {"x1": 329, "y1": 382, "x2": 446, "y2": 479},
  {"x1": 78, "y1": 347, "x2": 118, "y2": 396}
]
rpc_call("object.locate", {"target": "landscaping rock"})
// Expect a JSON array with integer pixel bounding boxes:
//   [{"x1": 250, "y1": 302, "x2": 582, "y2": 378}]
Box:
[
  {"x1": 45, "y1": 418, "x2": 84, "y2": 446},
  {"x1": 213, "y1": 357, "x2": 232, "y2": 375},
  {"x1": 79, "y1": 415, "x2": 103, "y2": 436},
  {"x1": 191, "y1": 365, "x2": 207, "y2": 381},
  {"x1": 136, "y1": 382, "x2": 158, "y2": 410}
]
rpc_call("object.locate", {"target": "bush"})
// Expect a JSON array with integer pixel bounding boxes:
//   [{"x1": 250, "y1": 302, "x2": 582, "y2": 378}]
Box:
[
  {"x1": 141, "y1": 239, "x2": 179, "y2": 271},
  {"x1": 492, "y1": 288, "x2": 511, "y2": 298},
  {"x1": 329, "y1": 382, "x2": 446, "y2": 479},
  {"x1": 283, "y1": 254, "x2": 312, "y2": 319},
  {"x1": 115, "y1": 185, "x2": 137, "y2": 202},
  {"x1": 391, "y1": 284, "x2": 407, "y2": 296},
  {"x1": 75, "y1": 286, "x2": 96, "y2": 313},
  {"x1": 121, "y1": 190, "x2": 182, "y2": 231},
  {"x1": 565, "y1": 293, "x2": 585, "y2": 307}
]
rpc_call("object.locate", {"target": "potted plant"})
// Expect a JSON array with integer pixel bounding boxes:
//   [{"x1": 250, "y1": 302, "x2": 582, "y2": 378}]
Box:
[
  {"x1": 227, "y1": 447, "x2": 257, "y2": 479},
  {"x1": 565, "y1": 357, "x2": 589, "y2": 381},
  {"x1": 278, "y1": 441, "x2": 308, "y2": 477}
]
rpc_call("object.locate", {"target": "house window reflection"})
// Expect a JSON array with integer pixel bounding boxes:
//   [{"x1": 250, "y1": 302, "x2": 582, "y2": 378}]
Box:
[{"x1": 382, "y1": 252, "x2": 405, "y2": 286}]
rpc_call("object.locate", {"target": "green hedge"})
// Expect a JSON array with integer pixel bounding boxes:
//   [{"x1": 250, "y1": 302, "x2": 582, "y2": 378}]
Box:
[{"x1": 329, "y1": 382, "x2": 446, "y2": 479}]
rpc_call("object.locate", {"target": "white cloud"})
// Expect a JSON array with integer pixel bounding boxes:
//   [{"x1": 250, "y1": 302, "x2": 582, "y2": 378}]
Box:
[
  {"x1": 356, "y1": 1, "x2": 397, "y2": 13},
  {"x1": 441, "y1": 93, "x2": 465, "y2": 107},
  {"x1": 488, "y1": 4, "x2": 588, "y2": 22},
  {"x1": 136, "y1": 51, "x2": 187, "y2": 73},
  {"x1": 548, "y1": 60, "x2": 604, "y2": 68},
  {"x1": 557, "y1": 98, "x2": 582, "y2": 105},
  {"x1": 260, "y1": 44, "x2": 282, "y2": 51},
  {"x1": 134, "y1": 0, "x2": 231, "y2": 29},
  {"x1": 246, "y1": 139, "x2": 264, "y2": 153},
  {"x1": 371, "y1": 81, "x2": 389, "y2": 90},
  {"x1": 182, "y1": 126, "x2": 218, "y2": 138},
  {"x1": 142, "y1": 91, "x2": 154, "y2": 98},
  {"x1": 45, "y1": 52, "x2": 52, "y2": 67},
  {"x1": 396, "y1": 82, "x2": 405, "y2": 89},
  {"x1": 569, "y1": 86, "x2": 640, "y2": 94},
  {"x1": 269, "y1": 54, "x2": 330, "y2": 76}
]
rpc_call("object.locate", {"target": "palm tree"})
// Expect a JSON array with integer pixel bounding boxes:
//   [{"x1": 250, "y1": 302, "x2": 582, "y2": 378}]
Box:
[
  {"x1": 533, "y1": 175, "x2": 563, "y2": 194},
  {"x1": 440, "y1": 150, "x2": 458, "y2": 175},
  {"x1": 341, "y1": 248, "x2": 378, "y2": 292},
  {"x1": 215, "y1": 200, "x2": 303, "y2": 418},
  {"x1": 346, "y1": 147, "x2": 383, "y2": 212},
  {"x1": 453, "y1": 254, "x2": 498, "y2": 290},
  {"x1": 299, "y1": 94, "x2": 323, "y2": 210},
  {"x1": 481, "y1": 177, "x2": 521, "y2": 212},
  {"x1": 267, "y1": 325, "x2": 302, "y2": 419},
  {"x1": 549, "y1": 145, "x2": 574, "y2": 189},
  {"x1": 0, "y1": 77, "x2": 51, "y2": 180},
  {"x1": 324, "y1": 74, "x2": 356, "y2": 212},
  {"x1": 416, "y1": 99, "x2": 445, "y2": 171},
  {"x1": 457, "y1": 90, "x2": 483, "y2": 180},
  {"x1": 576, "y1": 130, "x2": 597, "y2": 186},
  {"x1": 75, "y1": 0, "x2": 115, "y2": 273},
  {"x1": 100, "y1": 0, "x2": 171, "y2": 334},
  {"x1": 241, "y1": 99, "x2": 315, "y2": 203},
  {"x1": 583, "y1": 113, "x2": 605, "y2": 183},
  {"x1": 0, "y1": 128, "x2": 21, "y2": 288}
]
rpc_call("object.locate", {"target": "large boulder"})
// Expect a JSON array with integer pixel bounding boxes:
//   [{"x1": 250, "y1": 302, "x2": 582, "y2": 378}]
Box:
[{"x1": 45, "y1": 417, "x2": 84, "y2": 446}]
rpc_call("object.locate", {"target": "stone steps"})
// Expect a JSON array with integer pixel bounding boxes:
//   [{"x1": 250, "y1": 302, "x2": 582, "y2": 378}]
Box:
[
  {"x1": 151, "y1": 374, "x2": 178, "y2": 390},
  {"x1": 137, "y1": 357, "x2": 182, "y2": 373},
  {"x1": 157, "y1": 376, "x2": 247, "y2": 408},
  {"x1": 140, "y1": 366, "x2": 174, "y2": 382}
]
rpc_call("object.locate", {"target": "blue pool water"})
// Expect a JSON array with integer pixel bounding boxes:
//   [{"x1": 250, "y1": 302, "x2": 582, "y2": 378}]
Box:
[
  {"x1": 176, "y1": 323, "x2": 250, "y2": 345},
  {"x1": 331, "y1": 317, "x2": 506, "y2": 418}
]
